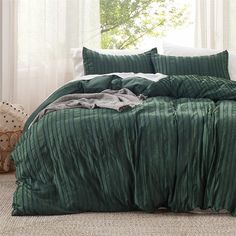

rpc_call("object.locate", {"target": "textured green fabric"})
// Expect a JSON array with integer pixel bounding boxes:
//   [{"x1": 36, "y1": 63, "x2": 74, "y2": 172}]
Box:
[
  {"x1": 83, "y1": 47, "x2": 157, "y2": 75},
  {"x1": 151, "y1": 50, "x2": 230, "y2": 79},
  {"x1": 12, "y1": 74, "x2": 236, "y2": 216}
]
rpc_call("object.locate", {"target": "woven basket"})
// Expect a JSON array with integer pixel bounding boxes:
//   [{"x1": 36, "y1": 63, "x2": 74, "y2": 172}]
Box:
[
  {"x1": 0, "y1": 131, "x2": 22, "y2": 173},
  {"x1": 0, "y1": 101, "x2": 27, "y2": 173}
]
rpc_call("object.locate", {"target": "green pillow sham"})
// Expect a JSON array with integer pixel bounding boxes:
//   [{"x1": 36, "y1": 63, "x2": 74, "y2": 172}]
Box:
[
  {"x1": 83, "y1": 47, "x2": 157, "y2": 75},
  {"x1": 151, "y1": 50, "x2": 230, "y2": 79}
]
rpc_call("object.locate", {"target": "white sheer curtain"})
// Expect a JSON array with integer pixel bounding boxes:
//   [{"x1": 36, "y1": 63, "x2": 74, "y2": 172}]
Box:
[
  {"x1": 195, "y1": 0, "x2": 236, "y2": 50},
  {"x1": 2, "y1": 0, "x2": 100, "y2": 113},
  {"x1": 1, "y1": 0, "x2": 17, "y2": 102}
]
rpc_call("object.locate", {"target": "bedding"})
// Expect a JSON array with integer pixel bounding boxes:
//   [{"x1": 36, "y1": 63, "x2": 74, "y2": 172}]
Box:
[
  {"x1": 32, "y1": 88, "x2": 145, "y2": 125},
  {"x1": 163, "y1": 42, "x2": 236, "y2": 81},
  {"x1": 151, "y1": 50, "x2": 230, "y2": 79},
  {"x1": 69, "y1": 72, "x2": 167, "y2": 82},
  {"x1": 83, "y1": 47, "x2": 157, "y2": 75},
  {"x1": 71, "y1": 48, "x2": 153, "y2": 78},
  {"x1": 12, "y1": 74, "x2": 236, "y2": 216}
]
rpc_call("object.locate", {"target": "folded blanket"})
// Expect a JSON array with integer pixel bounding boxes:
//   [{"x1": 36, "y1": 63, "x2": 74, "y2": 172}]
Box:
[{"x1": 32, "y1": 88, "x2": 145, "y2": 125}]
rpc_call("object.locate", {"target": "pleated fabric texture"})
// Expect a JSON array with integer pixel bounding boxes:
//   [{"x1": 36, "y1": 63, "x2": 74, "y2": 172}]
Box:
[
  {"x1": 12, "y1": 75, "x2": 236, "y2": 216},
  {"x1": 83, "y1": 47, "x2": 157, "y2": 75},
  {"x1": 151, "y1": 50, "x2": 230, "y2": 79}
]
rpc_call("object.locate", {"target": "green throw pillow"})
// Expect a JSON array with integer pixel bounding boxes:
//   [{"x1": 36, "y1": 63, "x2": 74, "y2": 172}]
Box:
[
  {"x1": 83, "y1": 47, "x2": 157, "y2": 75},
  {"x1": 151, "y1": 50, "x2": 230, "y2": 79}
]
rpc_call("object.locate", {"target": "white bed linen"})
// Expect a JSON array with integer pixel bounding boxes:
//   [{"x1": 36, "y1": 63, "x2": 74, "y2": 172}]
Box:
[{"x1": 70, "y1": 73, "x2": 167, "y2": 83}]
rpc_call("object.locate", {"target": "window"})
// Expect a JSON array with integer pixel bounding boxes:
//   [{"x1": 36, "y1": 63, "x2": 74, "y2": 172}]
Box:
[{"x1": 100, "y1": 0, "x2": 195, "y2": 49}]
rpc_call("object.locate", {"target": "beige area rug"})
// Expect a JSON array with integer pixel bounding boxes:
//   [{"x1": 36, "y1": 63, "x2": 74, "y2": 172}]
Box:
[{"x1": 1, "y1": 174, "x2": 236, "y2": 236}]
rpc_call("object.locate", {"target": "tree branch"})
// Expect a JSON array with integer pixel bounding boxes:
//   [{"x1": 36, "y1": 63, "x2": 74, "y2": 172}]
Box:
[
  {"x1": 117, "y1": 22, "x2": 164, "y2": 49},
  {"x1": 118, "y1": 32, "x2": 146, "y2": 49},
  {"x1": 101, "y1": 2, "x2": 151, "y2": 34}
]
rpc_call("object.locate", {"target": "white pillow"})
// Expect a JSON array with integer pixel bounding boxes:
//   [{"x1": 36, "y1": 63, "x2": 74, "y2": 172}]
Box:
[
  {"x1": 163, "y1": 42, "x2": 236, "y2": 81},
  {"x1": 71, "y1": 48, "x2": 155, "y2": 78}
]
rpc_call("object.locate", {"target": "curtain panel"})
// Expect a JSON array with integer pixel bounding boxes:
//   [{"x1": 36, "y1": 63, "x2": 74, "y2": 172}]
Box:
[
  {"x1": 1, "y1": 0, "x2": 17, "y2": 102},
  {"x1": 1, "y1": 0, "x2": 100, "y2": 113},
  {"x1": 195, "y1": 0, "x2": 236, "y2": 50},
  {"x1": 0, "y1": 1, "x2": 2, "y2": 100}
]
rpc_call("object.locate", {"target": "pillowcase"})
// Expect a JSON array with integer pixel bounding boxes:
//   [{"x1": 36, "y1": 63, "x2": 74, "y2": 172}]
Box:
[
  {"x1": 82, "y1": 47, "x2": 157, "y2": 75},
  {"x1": 151, "y1": 50, "x2": 230, "y2": 79},
  {"x1": 163, "y1": 42, "x2": 236, "y2": 81},
  {"x1": 71, "y1": 48, "x2": 153, "y2": 78}
]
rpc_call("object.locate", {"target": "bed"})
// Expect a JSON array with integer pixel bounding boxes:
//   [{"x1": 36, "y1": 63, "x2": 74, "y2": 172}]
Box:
[{"x1": 11, "y1": 46, "x2": 236, "y2": 216}]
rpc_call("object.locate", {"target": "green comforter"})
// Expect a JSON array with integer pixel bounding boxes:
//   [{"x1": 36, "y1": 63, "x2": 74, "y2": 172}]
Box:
[{"x1": 12, "y1": 75, "x2": 236, "y2": 216}]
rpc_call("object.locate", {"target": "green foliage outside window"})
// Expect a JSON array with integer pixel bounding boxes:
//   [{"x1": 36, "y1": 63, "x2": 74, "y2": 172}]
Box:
[{"x1": 100, "y1": 0, "x2": 190, "y2": 49}]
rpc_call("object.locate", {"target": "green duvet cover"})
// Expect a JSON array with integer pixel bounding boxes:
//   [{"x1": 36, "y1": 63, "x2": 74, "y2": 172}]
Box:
[{"x1": 12, "y1": 75, "x2": 236, "y2": 215}]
